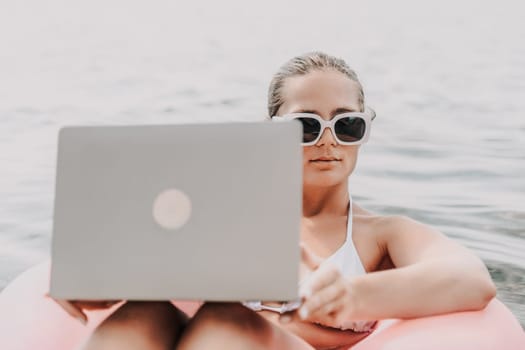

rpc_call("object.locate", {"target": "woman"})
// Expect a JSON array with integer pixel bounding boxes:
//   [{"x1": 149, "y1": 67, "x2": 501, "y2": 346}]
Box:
[{"x1": 56, "y1": 52, "x2": 496, "y2": 350}]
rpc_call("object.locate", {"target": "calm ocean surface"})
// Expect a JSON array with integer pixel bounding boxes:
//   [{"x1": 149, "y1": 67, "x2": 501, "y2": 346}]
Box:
[{"x1": 1, "y1": 0, "x2": 524, "y2": 327}]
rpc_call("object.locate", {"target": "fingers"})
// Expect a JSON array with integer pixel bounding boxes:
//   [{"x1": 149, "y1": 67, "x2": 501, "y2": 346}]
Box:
[
  {"x1": 53, "y1": 299, "x2": 88, "y2": 325},
  {"x1": 298, "y1": 263, "x2": 350, "y2": 323},
  {"x1": 299, "y1": 263, "x2": 340, "y2": 299},
  {"x1": 302, "y1": 280, "x2": 345, "y2": 319},
  {"x1": 73, "y1": 300, "x2": 120, "y2": 310},
  {"x1": 289, "y1": 244, "x2": 357, "y2": 328},
  {"x1": 48, "y1": 296, "x2": 122, "y2": 325},
  {"x1": 316, "y1": 295, "x2": 345, "y2": 318}
]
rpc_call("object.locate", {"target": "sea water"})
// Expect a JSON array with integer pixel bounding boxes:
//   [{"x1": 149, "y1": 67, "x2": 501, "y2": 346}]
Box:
[{"x1": 1, "y1": 0, "x2": 523, "y2": 327}]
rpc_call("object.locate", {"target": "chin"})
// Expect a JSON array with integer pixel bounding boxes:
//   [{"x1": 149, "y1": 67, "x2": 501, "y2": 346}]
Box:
[{"x1": 303, "y1": 169, "x2": 348, "y2": 188}]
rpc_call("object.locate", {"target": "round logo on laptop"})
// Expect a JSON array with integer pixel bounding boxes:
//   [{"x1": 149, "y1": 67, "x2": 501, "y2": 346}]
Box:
[{"x1": 152, "y1": 188, "x2": 192, "y2": 230}]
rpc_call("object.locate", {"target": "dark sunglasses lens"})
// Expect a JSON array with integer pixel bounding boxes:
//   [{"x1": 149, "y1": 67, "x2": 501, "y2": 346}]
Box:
[
  {"x1": 334, "y1": 117, "x2": 366, "y2": 142},
  {"x1": 298, "y1": 117, "x2": 321, "y2": 143}
]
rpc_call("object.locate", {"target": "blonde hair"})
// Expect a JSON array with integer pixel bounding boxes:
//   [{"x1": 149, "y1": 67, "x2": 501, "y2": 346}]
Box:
[{"x1": 267, "y1": 51, "x2": 364, "y2": 117}]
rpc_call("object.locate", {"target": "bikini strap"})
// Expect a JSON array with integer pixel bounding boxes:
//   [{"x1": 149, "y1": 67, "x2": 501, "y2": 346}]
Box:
[{"x1": 342, "y1": 192, "x2": 366, "y2": 275}]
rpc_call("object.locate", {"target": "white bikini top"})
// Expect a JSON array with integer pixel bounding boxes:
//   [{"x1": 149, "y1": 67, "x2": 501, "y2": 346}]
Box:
[
  {"x1": 243, "y1": 193, "x2": 376, "y2": 332},
  {"x1": 320, "y1": 193, "x2": 366, "y2": 277}
]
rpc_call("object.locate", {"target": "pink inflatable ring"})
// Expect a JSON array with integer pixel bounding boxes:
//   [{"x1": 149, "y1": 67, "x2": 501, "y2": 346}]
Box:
[{"x1": 1, "y1": 262, "x2": 524, "y2": 349}]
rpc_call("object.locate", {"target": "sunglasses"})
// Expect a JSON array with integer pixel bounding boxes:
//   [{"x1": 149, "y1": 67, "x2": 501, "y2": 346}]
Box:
[{"x1": 272, "y1": 107, "x2": 376, "y2": 146}]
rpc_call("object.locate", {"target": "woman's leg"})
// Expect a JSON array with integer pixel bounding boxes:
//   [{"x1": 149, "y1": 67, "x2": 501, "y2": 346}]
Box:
[
  {"x1": 176, "y1": 303, "x2": 313, "y2": 350},
  {"x1": 79, "y1": 301, "x2": 188, "y2": 350}
]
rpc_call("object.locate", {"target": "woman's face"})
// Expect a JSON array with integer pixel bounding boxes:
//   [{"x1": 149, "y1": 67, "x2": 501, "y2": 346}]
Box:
[{"x1": 277, "y1": 69, "x2": 363, "y2": 188}]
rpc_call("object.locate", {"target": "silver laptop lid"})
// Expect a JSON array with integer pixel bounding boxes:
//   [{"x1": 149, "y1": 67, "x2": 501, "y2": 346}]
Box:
[{"x1": 49, "y1": 121, "x2": 302, "y2": 301}]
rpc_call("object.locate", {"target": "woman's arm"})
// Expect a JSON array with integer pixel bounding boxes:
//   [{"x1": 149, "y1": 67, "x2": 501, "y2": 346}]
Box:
[
  {"x1": 347, "y1": 255, "x2": 495, "y2": 320},
  {"x1": 300, "y1": 216, "x2": 496, "y2": 324},
  {"x1": 364, "y1": 215, "x2": 496, "y2": 318}
]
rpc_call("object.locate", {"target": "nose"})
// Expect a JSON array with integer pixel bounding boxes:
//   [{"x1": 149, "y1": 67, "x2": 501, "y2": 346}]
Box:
[{"x1": 316, "y1": 127, "x2": 337, "y2": 146}]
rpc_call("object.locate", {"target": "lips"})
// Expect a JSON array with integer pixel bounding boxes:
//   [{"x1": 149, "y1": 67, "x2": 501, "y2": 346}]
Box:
[{"x1": 310, "y1": 156, "x2": 341, "y2": 162}]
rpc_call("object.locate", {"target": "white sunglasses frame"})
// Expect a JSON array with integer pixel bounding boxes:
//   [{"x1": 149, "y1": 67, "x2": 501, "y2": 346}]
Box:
[{"x1": 272, "y1": 107, "x2": 376, "y2": 146}]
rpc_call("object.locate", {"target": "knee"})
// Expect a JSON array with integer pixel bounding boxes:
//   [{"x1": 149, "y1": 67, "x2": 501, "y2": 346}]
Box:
[
  {"x1": 194, "y1": 302, "x2": 271, "y2": 332},
  {"x1": 80, "y1": 301, "x2": 187, "y2": 350},
  {"x1": 177, "y1": 302, "x2": 274, "y2": 349}
]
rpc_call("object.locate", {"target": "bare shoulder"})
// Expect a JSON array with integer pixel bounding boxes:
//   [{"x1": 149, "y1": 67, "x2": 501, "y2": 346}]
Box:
[
  {"x1": 353, "y1": 203, "x2": 441, "y2": 238},
  {"x1": 350, "y1": 206, "x2": 418, "y2": 271},
  {"x1": 352, "y1": 204, "x2": 457, "y2": 269},
  {"x1": 352, "y1": 203, "x2": 491, "y2": 292}
]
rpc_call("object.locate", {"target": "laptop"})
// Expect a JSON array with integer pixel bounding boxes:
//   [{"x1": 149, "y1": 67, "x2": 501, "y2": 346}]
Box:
[{"x1": 49, "y1": 121, "x2": 302, "y2": 302}]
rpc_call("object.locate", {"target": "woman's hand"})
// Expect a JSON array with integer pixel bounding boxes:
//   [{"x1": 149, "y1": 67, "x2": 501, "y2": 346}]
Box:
[
  {"x1": 48, "y1": 295, "x2": 120, "y2": 325},
  {"x1": 297, "y1": 244, "x2": 357, "y2": 328}
]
